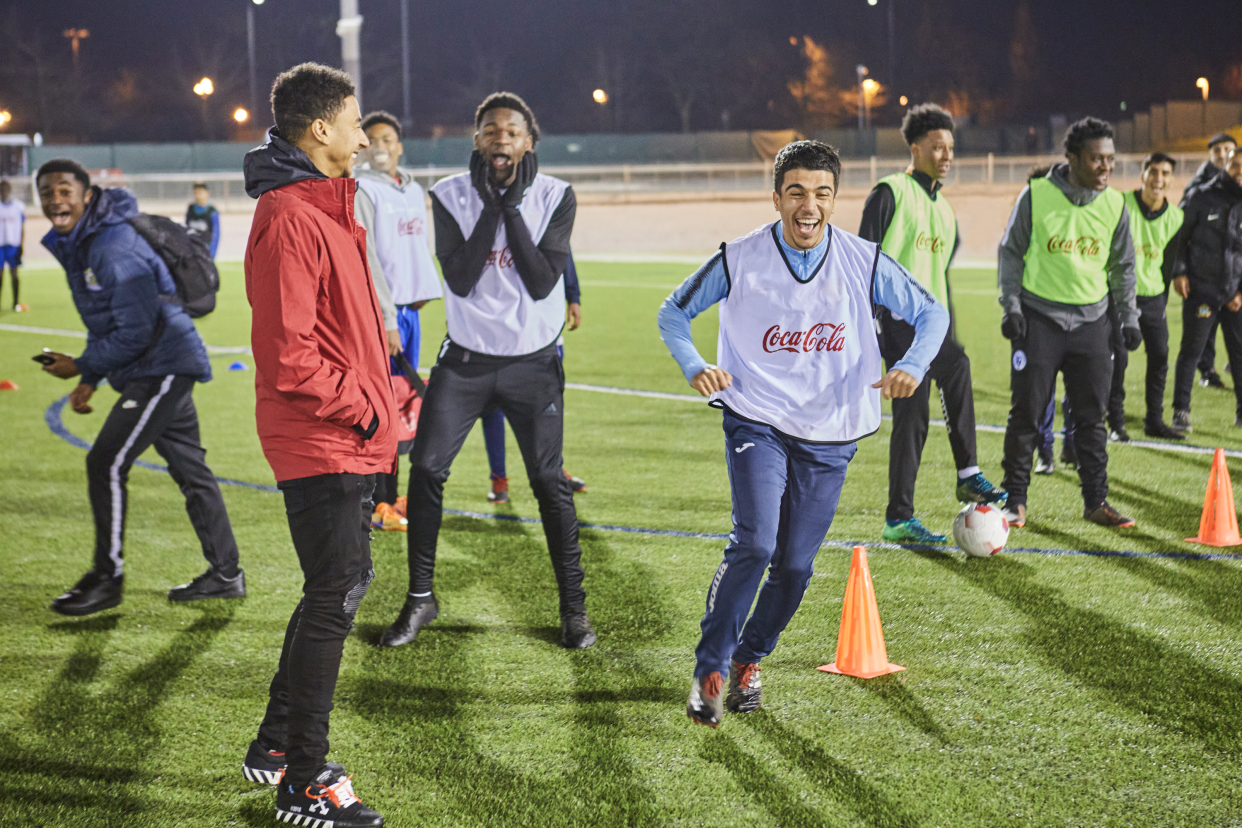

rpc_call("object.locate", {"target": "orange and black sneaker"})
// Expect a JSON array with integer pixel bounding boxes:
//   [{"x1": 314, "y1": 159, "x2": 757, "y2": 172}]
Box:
[
  {"x1": 726, "y1": 660, "x2": 762, "y2": 713},
  {"x1": 1084, "y1": 501, "x2": 1135, "y2": 528},
  {"x1": 564, "y1": 468, "x2": 587, "y2": 493},
  {"x1": 686, "y1": 672, "x2": 724, "y2": 727},
  {"x1": 276, "y1": 763, "x2": 383, "y2": 827},
  {"x1": 487, "y1": 475, "x2": 509, "y2": 504}
]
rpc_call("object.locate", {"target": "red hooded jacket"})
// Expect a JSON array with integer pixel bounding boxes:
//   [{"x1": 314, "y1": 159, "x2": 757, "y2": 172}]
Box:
[{"x1": 243, "y1": 132, "x2": 397, "y2": 482}]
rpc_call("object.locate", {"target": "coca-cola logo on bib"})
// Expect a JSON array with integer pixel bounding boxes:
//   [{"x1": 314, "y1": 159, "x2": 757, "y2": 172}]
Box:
[
  {"x1": 486, "y1": 246, "x2": 514, "y2": 268},
  {"x1": 762, "y1": 323, "x2": 847, "y2": 354},
  {"x1": 1046, "y1": 235, "x2": 1102, "y2": 257},
  {"x1": 915, "y1": 232, "x2": 945, "y2": 253},
  {"x1": 398, "y1": 217, "x2": 424, "y2": 236}
]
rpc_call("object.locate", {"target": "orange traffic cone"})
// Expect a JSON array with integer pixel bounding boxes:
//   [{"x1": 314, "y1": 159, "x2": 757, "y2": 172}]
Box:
[
  {"x1": 0, "y1": 379, "x2": 17, "y2": 390},
  {"x1": 818, "y1": 546, "x2": 904, "y2": 678},
  {"x1": 1185, "y1": 448, "x2": 1242, "y2": 547}
]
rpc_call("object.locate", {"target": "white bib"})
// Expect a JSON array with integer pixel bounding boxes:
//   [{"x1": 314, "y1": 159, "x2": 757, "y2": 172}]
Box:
[
  {"x1": 430, "y1": 172, "x2": 568, "y2": 356},
  {"x1": 0, "y1": 199, "x2": 24, "y2": 248},
  {"x1": 714, "y1": 222, "x2": 884, "y2": 443},
  {"x1": 355, "y1": 172, "x2": 443, "y2": 305}
]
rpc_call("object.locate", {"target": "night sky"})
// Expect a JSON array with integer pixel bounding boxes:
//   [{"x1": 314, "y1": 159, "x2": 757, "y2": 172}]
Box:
[{"x1": 1, "y1": 0, "x2": 1239, "y2": 142}]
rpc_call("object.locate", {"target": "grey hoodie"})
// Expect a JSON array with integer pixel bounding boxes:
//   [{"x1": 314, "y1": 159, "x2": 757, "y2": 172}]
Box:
[{"x1": 998, "y1": 163, "x2": 1138, "y2": 331}]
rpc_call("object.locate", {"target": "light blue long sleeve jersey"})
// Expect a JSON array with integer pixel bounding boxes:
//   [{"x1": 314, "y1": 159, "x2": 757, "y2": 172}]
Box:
[{"x1": 658, "y1": 224, "x2": 950, "y2": 386}]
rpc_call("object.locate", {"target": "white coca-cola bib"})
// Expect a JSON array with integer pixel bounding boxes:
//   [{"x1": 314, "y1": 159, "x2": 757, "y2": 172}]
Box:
[
  {"x1": 714, "y1": 222, "x2": 883, "y2": 443},
  {"x1": 431, "y1": 171, "x2": 569, "y2": 356}
]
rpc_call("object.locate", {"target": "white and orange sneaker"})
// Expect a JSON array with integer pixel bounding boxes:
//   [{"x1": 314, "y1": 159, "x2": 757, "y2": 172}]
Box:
[{"x1": 276, "y1": 763, "x2": 383, "y2": 827}]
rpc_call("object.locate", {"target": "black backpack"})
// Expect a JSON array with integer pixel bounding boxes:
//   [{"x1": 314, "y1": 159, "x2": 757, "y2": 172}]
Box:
[{"x1": 127, "y1": 213, "x2": 219, "y2": 318}]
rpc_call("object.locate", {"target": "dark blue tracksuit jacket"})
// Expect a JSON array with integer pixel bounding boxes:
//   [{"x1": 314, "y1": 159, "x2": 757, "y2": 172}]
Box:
[{"x1": 42, "y1": 187, "x2": 212, "y2": 388}]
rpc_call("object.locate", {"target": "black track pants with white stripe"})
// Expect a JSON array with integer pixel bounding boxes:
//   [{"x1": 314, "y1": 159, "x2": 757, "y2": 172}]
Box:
[
  {"x1": 878, "y1": 311, "x2": 978, "y2": 522},
  {"x1": 86, "y1": 374, "x2": 240, "y2": 578}
]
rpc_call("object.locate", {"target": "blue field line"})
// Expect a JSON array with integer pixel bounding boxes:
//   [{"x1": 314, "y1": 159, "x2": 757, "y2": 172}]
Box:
[{"x1": 43, "y1": 395, "x2": 1242, "y2": 562}]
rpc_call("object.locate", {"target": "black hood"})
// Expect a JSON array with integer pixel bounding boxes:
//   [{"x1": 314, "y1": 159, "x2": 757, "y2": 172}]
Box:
[
  {"x1": 1210, "y1": 167, "x2": 1242, "y2": 201},
  {"x1": 243, "y1": 128, "x2": 327, "y2": 199}
]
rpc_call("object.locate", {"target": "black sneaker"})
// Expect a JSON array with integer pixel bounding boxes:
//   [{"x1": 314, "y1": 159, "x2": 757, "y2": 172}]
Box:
[
  {"x1": 726, "y1": 660, "x2": 762, "y2": 713},
  {"x1": 1144, "y1": 421, "x2": 1187, "y2": 441},
  {"x1": 1084, "y1": 501, "x2": 1135, "y2": 528},
  {"x1": 1108, "y1": 426, "x2": 1130, "y2": 443},
  {"x1": 276, "y1": 763, "x2": 383, "y2": 827},
  {"x1": 1033, "y1": 450, "x2": 1055, "y2": 475},
  {"x1": 168, "y1": 567, "x2": 246, "y2": 602},
  {"x1": 1172, "y1": 410, "x2": 1192, "y2": 434},
  {"x1": 1201, "y1": 370, "x2": 1227, "y2": 389},
  {"x1": 560, "y1": 610, "x2": 596, "y2": 649},
  {"x1": 50, "y1": 570, "x2": 123, "y2": 616},
  {"x1": 242, "y1": 738, "x2": 286, "y2": 785},
  {"x1": 686, "y1": 672, "x2": 724, "y2": 727},
  {"x1": 379, "y1": 594, "x2": 438, "y2": 648}
]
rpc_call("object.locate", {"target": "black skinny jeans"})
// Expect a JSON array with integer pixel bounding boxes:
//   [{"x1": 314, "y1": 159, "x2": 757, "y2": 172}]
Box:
[
  {"x1": 257, "y1": 472, "x2": 376, "y2": 788},
  {"x1": 1172, "y1": 292, "x2": 1242, "y2": 417},
  {"x1": 406, "y1": 341, "x2": 587, "y2": 614}
]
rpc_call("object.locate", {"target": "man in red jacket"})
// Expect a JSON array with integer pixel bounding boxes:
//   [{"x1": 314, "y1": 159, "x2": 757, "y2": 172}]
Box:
[{"x1": 239, "y1": 62, "x2": 391, "y2": 828}]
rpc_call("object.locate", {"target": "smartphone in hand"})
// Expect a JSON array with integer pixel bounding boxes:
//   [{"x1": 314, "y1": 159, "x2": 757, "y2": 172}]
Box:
[{"x1": 32, "y1": 350, "x2": 57, "y2": 366}]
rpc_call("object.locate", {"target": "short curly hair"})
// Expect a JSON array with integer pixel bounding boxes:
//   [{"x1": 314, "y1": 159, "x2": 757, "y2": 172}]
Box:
[
  {"x1": 36, "y1": 159, "x2": 91, "y2": 190},
  {"x1": 773, "y1": 140, "x2": 841, "y2": 192},
  {"x1": 271, "y1": 62, "x2": 356, "y2": 143},
  {"x1": 362, "y1": 110, "x2": 402, "y2": 139},
  {"x1": 1064, "y1": 117, "x2": 1114, "y2": 158},
  {"x1": 475, "y1": 92, "x2": 540, "y2": 145},
  {"x1": 901, "y1": 103, "x2": 955, "y2": 146}
]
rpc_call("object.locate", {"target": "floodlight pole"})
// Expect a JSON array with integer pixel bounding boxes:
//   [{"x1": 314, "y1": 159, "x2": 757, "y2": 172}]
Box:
[
  {"x1": 247, "y1": 4, "x2": 258, "y2": 118},
  {"x1": 887, "y1": 0, "x2": 896, "y2": 98},
  {"x1": 400, "y1": 0, "x2": 411, "y2": 130},
  {"x1": 337, "y1": 0, "x2": 364, "y2": 107}
]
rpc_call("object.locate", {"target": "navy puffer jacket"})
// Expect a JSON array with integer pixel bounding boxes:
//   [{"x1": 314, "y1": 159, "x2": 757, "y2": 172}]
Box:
[{"x1": 42, "y1": 187, "x2": 211, "y2": 388}]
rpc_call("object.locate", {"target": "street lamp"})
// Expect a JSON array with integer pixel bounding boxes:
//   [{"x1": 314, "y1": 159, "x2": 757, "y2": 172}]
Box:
[
  {"x1": 194, "y1": 78, "x2": 215, "y2": 98},
  {"x1": 234, "y1": 108, "x2": 249, "y2": 123},
  {"x1": 856, "y1": 65, "x2": 867, "y2": 131},
  {"x1": 593, "y1": 89, "x2": 609, "y2": 105},
  {"x1": 1197, "y1": 77, "x2": 1209, "y2": 100},
  {"x1": 862, "y1": 78, "x2": 881, "y2": 128},
  {"x1": 0, "y1": 111, "x2": 11, "y2": 129},
  {"x1": 248, "y1": 0, "x2": 265, "y2": 119},
  {"x1": 63, "y1": 28, "x2": 90, "y2": 69}
]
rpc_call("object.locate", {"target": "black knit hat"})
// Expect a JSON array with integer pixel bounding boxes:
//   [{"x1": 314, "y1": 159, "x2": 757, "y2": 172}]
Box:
[{"x1": 1208, "y1": 133, "x2": 1237, "y2": 149}]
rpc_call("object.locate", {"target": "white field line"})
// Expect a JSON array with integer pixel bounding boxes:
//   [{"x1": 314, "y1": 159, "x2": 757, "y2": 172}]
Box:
[
  {"x1": 7, "y1": 322, "x2": 1237, "y2": 459},
  {"x1": 0, "y1": 323, "x2": 250, "y2": 355}
]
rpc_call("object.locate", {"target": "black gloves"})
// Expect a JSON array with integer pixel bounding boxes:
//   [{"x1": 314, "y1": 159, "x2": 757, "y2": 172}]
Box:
[
  {"x1": 502, "y1": 152, "x2": 538, "y2": 209},
  {"x1": 1122, "y1": 326, "x2": 1143, "y2": 351},
  {"x1": 470, "y1": 150, "x2": 538, "y2": 209},
  {"x1": 469, "y1": 150, "x2": 502, "y2": 209},
  {"x1": 1001, "y1": 312, "x2": 1027, "y2": 341}
]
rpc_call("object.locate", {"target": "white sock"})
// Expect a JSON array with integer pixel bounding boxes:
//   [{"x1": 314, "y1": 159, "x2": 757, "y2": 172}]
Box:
[{"x1": 957, "y1": 466, "x2": 981, "y2": 480}]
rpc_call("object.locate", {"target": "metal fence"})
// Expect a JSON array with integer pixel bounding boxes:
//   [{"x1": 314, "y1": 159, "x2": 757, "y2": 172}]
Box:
[{"x1": 6, "y1": 153, "x2": 1209, "y2": 211}]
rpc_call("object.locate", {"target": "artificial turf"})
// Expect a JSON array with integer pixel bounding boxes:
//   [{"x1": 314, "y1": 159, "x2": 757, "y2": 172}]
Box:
[{"x1": 2, "y1": 258, "x2": 1242, "y2": 827}]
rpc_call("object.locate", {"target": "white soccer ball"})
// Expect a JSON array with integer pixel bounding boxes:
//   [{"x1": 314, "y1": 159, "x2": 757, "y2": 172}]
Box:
[{"x1": 953, "y1": 503, "x2": 1009, "y2": 557}]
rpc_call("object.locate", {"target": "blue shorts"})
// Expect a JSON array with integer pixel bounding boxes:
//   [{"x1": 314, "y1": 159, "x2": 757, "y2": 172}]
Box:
[{"x1": 0, "y1": 246, "x2": 19, "y2": 268}]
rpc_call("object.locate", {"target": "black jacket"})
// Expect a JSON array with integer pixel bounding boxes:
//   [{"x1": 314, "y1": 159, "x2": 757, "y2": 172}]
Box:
[{"x1": 1175, "y1": 170, "x2": 1242, "y2": 306}]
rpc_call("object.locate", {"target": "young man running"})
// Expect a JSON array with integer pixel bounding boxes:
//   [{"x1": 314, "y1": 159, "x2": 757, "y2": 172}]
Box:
[
  {"x1": 185, "y1": 182, "x2": 221, "y2": 259},
  {"x1": 0, "y1": 179, "x2": 25, "y2": 310},
  {"x1": 859, "y1": 103, "x2": 1005, "y2": 544},
  {"x1": 241, "y1": 63, "x2": 390, "y2": 827},
  {"x1": 353, "y1": 110, "x2": 443, "y2": 513},
  {"x1": 998, "y1": 117, "x2": 1141, "y2": 529},
  {"x1": 36, "y1": 160, "x2": 244, "y2": 615},
  {"x1": 381, "y1": 92, "x2": 595, "y2": 651},
  {"x1": 1112, "y1": 153, "x2": 1185, "y2": 440},
  {"x1": 659, "y1": 141, "x2": 948, "y2": 727},
  {"x1": 1181, "y1": 133, "x2": 1237, "y2": 390},
  {"x1": 1170, "y1": 149, "x2": 1242, "y2": 431}
]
